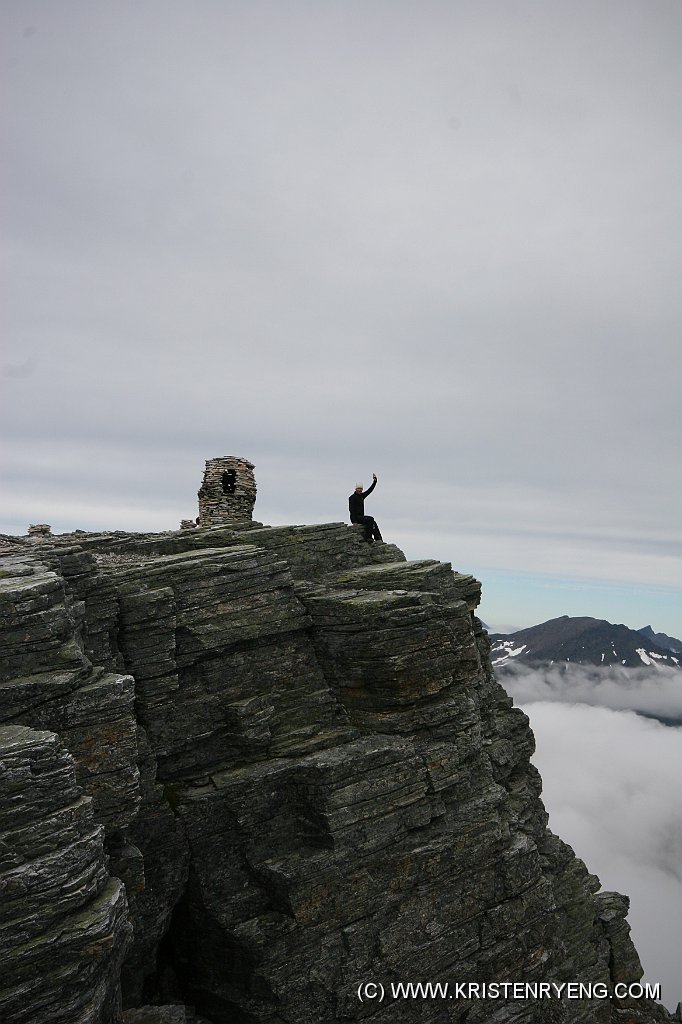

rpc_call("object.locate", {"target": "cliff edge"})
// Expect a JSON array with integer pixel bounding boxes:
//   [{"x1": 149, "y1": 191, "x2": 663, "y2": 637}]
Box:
[{"x1": 0, "y1": 520, "x2": 676, "y2": 1023}]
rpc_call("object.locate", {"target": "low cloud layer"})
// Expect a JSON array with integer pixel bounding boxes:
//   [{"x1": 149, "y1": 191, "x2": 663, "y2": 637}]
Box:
[
  {"x1": 510, "y1": 676, "x2": 682, "y2": 1009},
  {"x1": 502, "y1": 662, "x2": 682, "y2": 722}
]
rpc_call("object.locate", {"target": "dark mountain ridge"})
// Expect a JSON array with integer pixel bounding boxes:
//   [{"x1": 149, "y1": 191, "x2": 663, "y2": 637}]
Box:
[
  {"x1": 490, "y1": 614, "x2": 681, "y2": 669},
  {"x1": 637, "y1": 624, "x2": 682, "y2": 654}
]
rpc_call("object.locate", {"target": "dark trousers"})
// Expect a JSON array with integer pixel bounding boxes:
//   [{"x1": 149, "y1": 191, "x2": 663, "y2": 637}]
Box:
[{"x1": 352, "y1": 516, "x2": 383, "y2": 542}]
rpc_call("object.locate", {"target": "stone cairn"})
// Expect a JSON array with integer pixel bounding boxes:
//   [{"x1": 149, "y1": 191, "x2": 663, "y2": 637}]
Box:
[
  {"x1": 27, "y1": 523, "x2": 52, "y2": 542},
  {"x1": 197, "y1": 456, "x2": 257, "y2": 527}
]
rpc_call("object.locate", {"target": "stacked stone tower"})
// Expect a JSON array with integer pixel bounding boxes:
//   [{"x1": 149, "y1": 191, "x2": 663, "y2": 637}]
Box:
[{"x1": 197, "y1": 456, "x2": 256, "y2": 526}]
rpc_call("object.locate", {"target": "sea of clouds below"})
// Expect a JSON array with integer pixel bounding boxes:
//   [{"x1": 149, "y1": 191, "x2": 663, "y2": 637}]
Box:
[
  {"x1": 500, "y1": 661, "x2": 682, "y2": 722},
  {"x1": 501, "y1": 663, "x2": 682, "y2": 1011}
]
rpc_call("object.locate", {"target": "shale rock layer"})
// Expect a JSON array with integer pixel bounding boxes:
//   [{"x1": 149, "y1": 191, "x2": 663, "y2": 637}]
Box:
[{"x1": 0, "y1": 523, "x2": 674, "y2": 1024}]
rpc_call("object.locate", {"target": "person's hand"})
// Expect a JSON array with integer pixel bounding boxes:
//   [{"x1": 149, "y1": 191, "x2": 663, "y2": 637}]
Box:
[{"x1": 372, "y1": 472, "x2": 377, "y2": 481}]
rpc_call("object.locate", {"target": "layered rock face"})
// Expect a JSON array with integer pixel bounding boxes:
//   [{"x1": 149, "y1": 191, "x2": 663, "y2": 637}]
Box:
[
  {"x1": 0, "y1": 522, "x2": 674, "y2": 1024},
  {"x1": 0, "y1": 725, "x2": 131, "y2": 1023}
]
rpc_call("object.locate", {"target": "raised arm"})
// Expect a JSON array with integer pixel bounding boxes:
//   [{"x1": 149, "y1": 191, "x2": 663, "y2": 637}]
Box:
[{"x1": 363, "y1": 474, "x2": 377, "y2": 498}]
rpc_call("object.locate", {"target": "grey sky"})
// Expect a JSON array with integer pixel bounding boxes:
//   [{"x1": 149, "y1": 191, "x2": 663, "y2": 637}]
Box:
[{"x1": 2, "y1": 0, "x2": 681, "y2": 633}]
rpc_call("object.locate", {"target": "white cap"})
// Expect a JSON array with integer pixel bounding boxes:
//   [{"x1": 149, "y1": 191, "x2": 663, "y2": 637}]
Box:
[{"x1": 355, "y1": 481, "x2": 363, "y2": 489}]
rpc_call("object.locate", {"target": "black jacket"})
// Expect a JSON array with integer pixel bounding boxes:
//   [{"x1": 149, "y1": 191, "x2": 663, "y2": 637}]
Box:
[{"x1": 348, "y1": 479, "x2": 376, "y2": 521}]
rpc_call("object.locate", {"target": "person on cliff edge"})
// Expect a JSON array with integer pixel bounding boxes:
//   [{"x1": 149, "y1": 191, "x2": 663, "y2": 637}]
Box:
[{"x1": 348, "y1": 473, "x2": 383, "y2": 543}]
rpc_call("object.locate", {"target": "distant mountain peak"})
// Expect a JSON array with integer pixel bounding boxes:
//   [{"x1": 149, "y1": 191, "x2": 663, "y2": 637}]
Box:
[{"x1": 490, "y1": 615, "x2": 681, "y2": 670}]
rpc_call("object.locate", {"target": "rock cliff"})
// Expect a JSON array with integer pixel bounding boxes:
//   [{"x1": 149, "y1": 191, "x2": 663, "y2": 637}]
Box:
[{"x1": 0, "y1": 521, "x2": 676, "y2": 1023}]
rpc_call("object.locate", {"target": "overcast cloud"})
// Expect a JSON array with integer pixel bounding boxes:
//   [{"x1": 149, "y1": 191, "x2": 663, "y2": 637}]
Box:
[
  {"x1": 503, "y1": 661, "x2": 682, "y2": 721},
  {"x1": 520, "y1": 699, "x2": 682, "y2": 1010},
  {"x1": 1, "y1": 1, "x2": 681, "y2": 634},
  {"x1": 508, "y1": 662, "x2": 682, "y2": 1009}
]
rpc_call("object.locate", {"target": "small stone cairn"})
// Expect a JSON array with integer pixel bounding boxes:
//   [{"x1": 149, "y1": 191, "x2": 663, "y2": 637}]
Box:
[
  {"x1": 27, "y1": 524, "x2": 53, "y2": 542},
  {"x1": 197, "y1": 456, "x2": 257, "y2": 527}
]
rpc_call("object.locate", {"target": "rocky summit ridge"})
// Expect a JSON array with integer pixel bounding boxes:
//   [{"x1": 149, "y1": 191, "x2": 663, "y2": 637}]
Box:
[
  {"x1": 0, "y1": 512, "x2": 678, "y2": 1023},
  {"x1": 489, "y1": 616, "x2": 681, "y2": 670}
]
